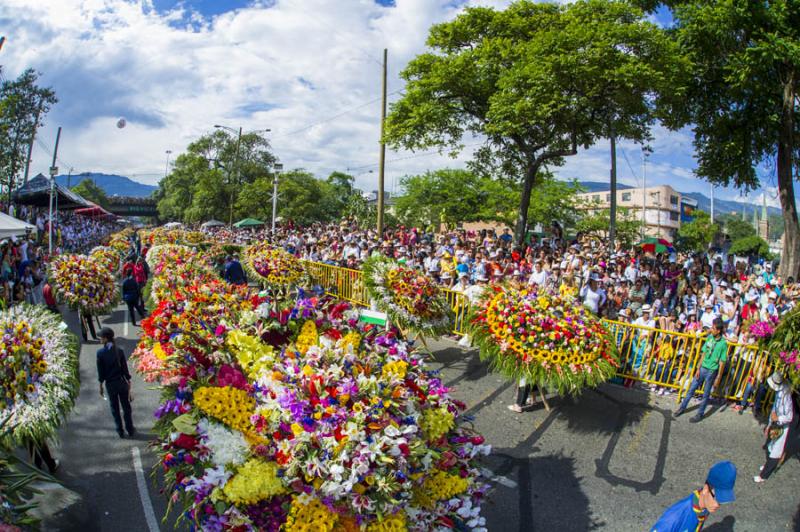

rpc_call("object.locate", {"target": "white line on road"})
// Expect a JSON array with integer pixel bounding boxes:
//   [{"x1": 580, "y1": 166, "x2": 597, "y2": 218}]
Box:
[
  {"x1": 480, "y1": 466, "x2": 518, "y2": 489},
  {"x1": 132, "y1": 446, "x2": 160, "y2": 532},
  {"x1": 124, "y1": 309, "x2": 129, "y2": 337}
]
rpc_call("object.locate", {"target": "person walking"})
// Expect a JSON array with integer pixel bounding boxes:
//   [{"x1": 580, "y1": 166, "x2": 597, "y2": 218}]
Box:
[
  {"x1": 674, "y1": 318, "x2": 728, "y2": 423},
  {"x1": 96, "y1": 327, "x2": 135, "y2": 438},
  {"x1": 224, "y1": 255, "x2": 247, "y2": 285},
  {"x1": 753, "y1": 372, "x2": 795, "y2": 483},
  {"x1": 650, "y1": 460, "x2": 736, "y2": 532},
  {"x1": 122, "y1": 270, "x2": 146, "y2": 326}
]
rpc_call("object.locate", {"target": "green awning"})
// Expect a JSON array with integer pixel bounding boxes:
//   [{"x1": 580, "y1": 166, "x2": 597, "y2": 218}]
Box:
[{"x1": 233, "y1": 218, "x2": 265, "y2": 228}]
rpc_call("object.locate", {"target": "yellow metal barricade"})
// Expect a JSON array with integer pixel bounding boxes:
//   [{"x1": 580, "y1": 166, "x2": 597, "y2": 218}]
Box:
[{"x1": 298, "y1": 260, "x2": 778, "y2": 407}]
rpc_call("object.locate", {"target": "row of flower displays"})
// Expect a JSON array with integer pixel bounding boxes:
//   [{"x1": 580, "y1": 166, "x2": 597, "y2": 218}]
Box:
[{"x1": 133, "y1": 244, "x2": 491, "y2": 531}]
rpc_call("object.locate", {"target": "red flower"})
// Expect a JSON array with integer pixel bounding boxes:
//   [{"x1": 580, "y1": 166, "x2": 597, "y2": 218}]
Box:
[{"x1": 173, "y1": 433, "x2": 198, "y2": 450}]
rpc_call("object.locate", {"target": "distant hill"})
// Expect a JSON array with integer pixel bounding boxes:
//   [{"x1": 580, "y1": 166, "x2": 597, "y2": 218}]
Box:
[
  {"x1": 54, "y1": 173, "x2": 157, "y2": 198},
  {"x1": 577, "y1": 181, "x2": 781, "y2": 217}
]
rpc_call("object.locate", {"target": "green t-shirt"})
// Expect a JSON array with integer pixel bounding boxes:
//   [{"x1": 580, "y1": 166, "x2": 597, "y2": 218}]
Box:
[{"x1": 700, "y1": 335, "x2": 728, "y2": 371}]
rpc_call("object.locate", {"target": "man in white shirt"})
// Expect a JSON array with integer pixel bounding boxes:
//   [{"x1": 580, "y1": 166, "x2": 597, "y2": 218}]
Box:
[
  {"x1": 528, "y1": 260, "x2": 548, "y2": 287},
  {"x1": 700, "y1": 302, "x2": 719, "y2": 330},
  {"x1": 624, "y1": 261, "x2": 639, "y2": 284},
  {"x1": 580, "y1": 273, "x2": 606, "y2": 314}
]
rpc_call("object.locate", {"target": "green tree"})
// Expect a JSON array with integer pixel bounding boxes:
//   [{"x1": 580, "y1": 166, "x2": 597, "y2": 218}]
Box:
[
  {"x1": 729, "y1": 235, "x2": 771, "y2": 259},
  {"x1": 677, "y1": 210, "x2": 719, "y2": 252},
  {"x1": 723, "y1": 216, "x2": 756, "y2": 242},
  {"x1": 642, "y1": 0, "x2": 800, "y2": 277},
  {"x1": 71, "y1": 179, "x2": 109, "y2": 209},
  {"x1": 385, "y1": 0, "x2": 686, "y2": 246},
  {"x1": 575, "y1": 206, "x2": 643, "y2": 246},
  {"x1": 0, "y1": 69, "x2": 57, "y2": 202},
  {"x1": 527, "y1": 176, "x2": 584, "y2": 231},
  {"x1": 156, "y1": 130, "x2": 277, "y2": 223}
]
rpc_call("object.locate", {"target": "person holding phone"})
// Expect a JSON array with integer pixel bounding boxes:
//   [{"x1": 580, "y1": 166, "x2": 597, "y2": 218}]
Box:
[{"x1": 96, "y1": 327, "x2": 135, "y2": 438}]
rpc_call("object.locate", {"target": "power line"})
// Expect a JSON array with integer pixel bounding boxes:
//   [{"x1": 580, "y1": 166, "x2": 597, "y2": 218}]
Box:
[
  {"x1": 271, "y1": 89, "x2": 403, "y2": 140},
  {"x1": 618, "y1": 145, "x2": 641, "y2": 188}
]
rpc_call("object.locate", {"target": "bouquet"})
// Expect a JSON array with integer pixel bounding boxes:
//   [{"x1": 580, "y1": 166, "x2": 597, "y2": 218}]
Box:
[
  {"x1": 90, "y1": 245, "x2": 121, "y2": 275},
  {"x1": 764, "y1": 306, "x2": 800, "y2": 388},
  {"x1": 107, "y1": 228, "x2": 134, "y2": 256},
  {"x1": 748, "y1": 319, "x2": 776, "y2": 340},
  {"x1": 362, "y1": 256, "x2": 453, "y2": 337},
  {"x1": 0, "y1": 304, "x2": 80, "y2": 446},
  {"x1": 243, "y1": 242, "x2": 305, "y2": 288},
  {"x1": 49, "y1": 254, "x2": 120, "y2": 314},
  {"x1": 469, "y1": 285, "x2": 618, "y2": 394},
  {"x1": 136, "y1": 248, "x2": 490, "y2": 531}
]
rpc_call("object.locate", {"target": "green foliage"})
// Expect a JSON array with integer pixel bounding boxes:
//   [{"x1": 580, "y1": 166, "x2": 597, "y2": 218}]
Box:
[
  {"x1": 0, "y1": 69, "x2": 57, "y2": 197},
  {"x1": 677, "y1": 210, "x2": 719, "y2": 252},
  {"x1": 156, "y1": 130, "x2": 277, "y2": 223},
  {"x1": 655, "y1": 0, "x2": 800, "y2": 275},
  {"x1": 575, "y1": 206, "x2": 643, "y2": 246},
  {"x1": 71, "y1": 179, "x2": 110, "y2": 208},
  {"x1": 386, "y1": 0, "x2": 686, "y2": 243},
  {"x1": 724, "y1": 216, "x2": 757, "y2": 242},
  {"x1": 765, "y1": 306, "x2": 800, "y2": 389},
  {"x1": 729, "y1": 235, "x2": 771, "y2": 259}
]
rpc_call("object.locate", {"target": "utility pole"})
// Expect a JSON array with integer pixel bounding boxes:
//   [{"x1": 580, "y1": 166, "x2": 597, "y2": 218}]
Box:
[
  {"x1": 710, "y1": 184, "x2": 715, "y2": 224},
  {"x1": 641, "y1": 146, "x2": 651, "y2": 239},
  {"x1": 608, "y1": 120, "x2": 617, "y2": 253},
  {"x1": 48, "y1": 127, "x2": 61, "y2": 256},
  {"x1": 164, "y1": 150, "x2": 172, "y2": 178},
  {"x1": 376, "y1": 48, "x2": 387, "y2": 237},
  {"x1": 271, "y1": 163, "x2": 283, "y2": 232},
  {"x1": 229, "y1": 127, "x2": 242, "y2": 227}
]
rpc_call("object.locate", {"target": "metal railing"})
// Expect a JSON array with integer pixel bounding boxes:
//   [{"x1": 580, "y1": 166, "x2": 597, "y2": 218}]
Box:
[{"x1": 301, "y1": 260, "x2": 775, "y2": 409}]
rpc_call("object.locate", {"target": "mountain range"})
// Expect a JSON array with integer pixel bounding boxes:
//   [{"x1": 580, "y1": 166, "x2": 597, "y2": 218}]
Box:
[
  {"x1": 54, "y1": 172, "x2": 157, "y2": 198},
  {"x1": 577, "y1": 181, "x2": 782, "y2": 218}
]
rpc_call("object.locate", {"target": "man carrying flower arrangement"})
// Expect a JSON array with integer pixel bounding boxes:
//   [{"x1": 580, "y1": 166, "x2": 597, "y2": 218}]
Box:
[{"x1": 674, "y1": 318, "x2": 728, "y2": 423}]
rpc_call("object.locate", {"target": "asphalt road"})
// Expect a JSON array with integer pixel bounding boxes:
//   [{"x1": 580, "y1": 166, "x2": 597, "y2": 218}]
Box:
[{"x1": 39, "y1": 305, "x2": 800, "y2": 531}]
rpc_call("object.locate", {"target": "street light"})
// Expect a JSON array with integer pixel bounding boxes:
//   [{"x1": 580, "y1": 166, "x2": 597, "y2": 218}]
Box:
[
  {"x1": 164, "y1": 150, "x2": 172, "y2": 178},
  {"x1": 271, "y1": 163, "x2": 283, "y2": 232},
  {"x1": 213, "y1": 125, "x2": 271, "y2": 226}
]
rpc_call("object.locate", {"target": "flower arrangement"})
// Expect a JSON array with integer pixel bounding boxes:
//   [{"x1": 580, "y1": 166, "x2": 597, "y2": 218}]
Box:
[
  {"x1": 748, "y1": 319, "x2": 776, "y2": 340},
  {"x1": 243, "y1": 242, "x2": 305, "y2": 288},
  {"x1": 0, "y1": 305, "x2": 80, "y2": 446},
  {"x1": 137, "y1": 244, "x2": 489, "y2": 531},
  {"x1": 107, "y1": 228, "x2": 134, "y2": 256},
  {"x1": 362, "y1": 256, "x2": 453, "y2": 337},
  {"x1": 145, "y1": 244, "x2": 197, "y2": 273},
  {"x1": 49, "y1": 254, "x2": 120, "y2": 314},
  {"x1": 764, "y1": 306, "x2": 800, "y2": 389},
  {"x1": 469, "y1": 285, "x2": 618, "y2": 394},
  {"x1": 90, "y1": 245, "x2": 121, "y2": 275}
]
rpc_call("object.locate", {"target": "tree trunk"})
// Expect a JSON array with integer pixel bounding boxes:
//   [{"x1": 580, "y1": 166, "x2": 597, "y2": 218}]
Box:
[
  {"x1": 514, "y1": 163, "x2": 540, "y2": 247},
  {"x1": 777, "y1": 70, "x2": 800, "y2": 279}
]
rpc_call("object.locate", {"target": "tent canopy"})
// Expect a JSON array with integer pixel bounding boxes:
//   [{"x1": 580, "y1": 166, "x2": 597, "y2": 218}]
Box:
[
  {"x1": 0, "y1": 212, "x2": 37, "y2": 239},
  {"x1": 74, "y1": 203, "x2": 114, "y2": 217},
  {"x1": 163, "y1": 221, "x2": 184, "y2": 228},
  {"x1": 14, "y1": 174, "x2": 91, "y2": 210},
  {"x1": 234, "y1": 218, "x2": 264, "y2": 228},
  {"x1": 201, "y1": 219, "x2": 225, "y2": 228}
]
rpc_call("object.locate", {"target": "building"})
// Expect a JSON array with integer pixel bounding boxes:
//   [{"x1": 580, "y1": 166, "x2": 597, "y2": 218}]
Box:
[
  {"x1": 576, "y1": 185, "x2": 684, "y2": 240},
  {"x1": 755, "y1": 195, "x2": 770, "y2": 241}
]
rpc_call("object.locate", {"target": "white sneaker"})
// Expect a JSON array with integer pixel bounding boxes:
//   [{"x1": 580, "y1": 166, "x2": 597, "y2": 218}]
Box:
[{"x1": 753, "y1": 475, "x2": 766, "y2": 483}]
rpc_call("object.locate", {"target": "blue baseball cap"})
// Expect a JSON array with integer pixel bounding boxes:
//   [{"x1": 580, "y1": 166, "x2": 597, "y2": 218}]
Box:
[{"x1": 706, "y1": 461, "x2": 736, "y2": 503}]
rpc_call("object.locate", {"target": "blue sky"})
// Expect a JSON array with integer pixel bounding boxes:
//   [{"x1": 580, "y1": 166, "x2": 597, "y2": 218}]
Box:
[{"x1": 0, "y1": 0, "x2": 781, "y2": 209}]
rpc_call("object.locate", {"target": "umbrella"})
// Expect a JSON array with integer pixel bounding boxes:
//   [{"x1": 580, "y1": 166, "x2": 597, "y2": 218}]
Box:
[
  {"x1": 233, "y1": 218, "x2": 265, "y2": 228},
  {"x1": 639, "y1": 237, "x2": 674, "y2": 254},
  {"x1": 201, "y1": 219, "x2": 225, "y2": 229}
]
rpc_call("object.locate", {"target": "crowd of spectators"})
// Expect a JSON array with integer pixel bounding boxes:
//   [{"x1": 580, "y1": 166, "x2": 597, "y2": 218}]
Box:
[{"x1": 0, "y1": 204, "x2": 122, "y2": 308}]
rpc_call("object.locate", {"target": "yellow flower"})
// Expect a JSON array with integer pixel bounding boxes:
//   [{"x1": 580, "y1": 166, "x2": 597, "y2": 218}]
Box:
[
  {"x1": 382, "y1": 360, "x2": 408, "y2": 380},
  {"x1": 226, "y1": 330, "x2": 275, "y2": 378},
  {"x1": 412, "y1": 470, "x2": 469, "y2": 509},
  {"x1": 419, "y1": 407, "x2": 455, "y2": 442},
  {"x1": 284, "y1": 495, "x2": 340, "y2": 531},
  {"x1": 221, "y1": 459, "x2": 287, "y2": 504},
  {"x1": 295, "y1": 320, "x2": 318, "y2": 354}
]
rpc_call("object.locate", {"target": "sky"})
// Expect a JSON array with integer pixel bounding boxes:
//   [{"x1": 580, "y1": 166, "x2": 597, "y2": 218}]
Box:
[{"x1": 0, "y1": 0, "x2": 782, "y2": 208}]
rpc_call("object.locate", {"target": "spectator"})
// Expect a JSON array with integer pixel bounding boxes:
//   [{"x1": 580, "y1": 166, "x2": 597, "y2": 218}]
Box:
[{"x1": 674, "y1": 318, "x2": 728, "y2": 423}]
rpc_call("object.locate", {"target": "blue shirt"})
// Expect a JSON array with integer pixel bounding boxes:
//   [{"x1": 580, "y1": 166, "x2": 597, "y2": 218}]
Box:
[{"x1": 651, "y1": 492, "x2": 708, "y2": 532}]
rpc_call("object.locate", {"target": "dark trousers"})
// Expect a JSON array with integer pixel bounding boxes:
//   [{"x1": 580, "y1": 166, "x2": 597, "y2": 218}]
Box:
[
  {"x1": 125, "y1": 299, "x2": 146, "y2": 324},
  {"x1": 82, "y1": 312, "x2": 97, "y2": 340},
  {"x1": 515, "y1": 384, "x2": 539, "y2": 406},
  {"x1": 26, "y1": 439, "x2": 57, "y2": 472},
  {"x1": 106, "y1": 379, "x2": 134, "y2": 434}
]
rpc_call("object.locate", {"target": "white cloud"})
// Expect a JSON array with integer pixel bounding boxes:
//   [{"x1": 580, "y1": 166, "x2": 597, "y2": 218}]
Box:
[{"x1": 0, "y1": 0, "x2": 715, "y2": 203}]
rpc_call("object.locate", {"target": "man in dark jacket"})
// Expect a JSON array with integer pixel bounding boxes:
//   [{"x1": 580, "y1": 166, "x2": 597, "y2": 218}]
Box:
[
  {"x1": 224, "y1": 255, "x2": 247, "y2": 285},
  {"x1": 122, "y1": 271, "x2": 146, "y2": 326},
  {"x1": 96, "y1": 327, "x2": 135, "y2": 438}
]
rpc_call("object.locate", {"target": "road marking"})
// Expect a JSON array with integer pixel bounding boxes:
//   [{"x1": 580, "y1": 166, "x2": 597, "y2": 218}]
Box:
[
  {"x1": 480, "y1": 467, "x2": 518, "y2": 489},
  {"x1": 131, "y1": 446, "x2": 160, "y2": 532},
  {"x1": 123, "y1": 309, "x2": 129, "y2": 337}
]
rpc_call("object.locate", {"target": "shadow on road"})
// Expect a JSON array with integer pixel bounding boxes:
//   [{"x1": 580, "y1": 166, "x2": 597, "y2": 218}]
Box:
[
  {"x1": 482, "y1": 451, "x2": 602, "y2": 531},
  {"x1": 704, "y1": 515, "x2": 736, "y2": 531}
]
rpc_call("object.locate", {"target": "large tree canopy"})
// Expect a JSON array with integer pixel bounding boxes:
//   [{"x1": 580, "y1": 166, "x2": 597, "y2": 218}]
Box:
[
  {"x1": 642, "y1": 0, "x2": 800, "y2": 276},
  {"x1": 0, "y1": 69, "x2": 57, "y2": 201},
  {"x1": 386, "y1": 0, "x2": 685, "y2": 246}
]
